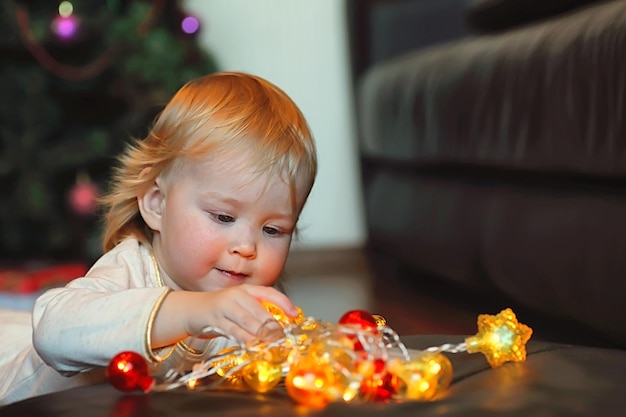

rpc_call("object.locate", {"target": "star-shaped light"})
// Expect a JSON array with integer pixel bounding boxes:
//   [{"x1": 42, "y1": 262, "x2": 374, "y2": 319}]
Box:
[
  {"x1": 465, "y1": 308, "x2": 533, "y2": 367},
  {"x1": 261, "y1": 300, "x2": 305, "y2": 327}
]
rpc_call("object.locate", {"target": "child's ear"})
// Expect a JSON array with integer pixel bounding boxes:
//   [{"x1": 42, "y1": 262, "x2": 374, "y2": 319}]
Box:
[{"x1": 138, "y1": 172, "x2": 165, "y2": 232}]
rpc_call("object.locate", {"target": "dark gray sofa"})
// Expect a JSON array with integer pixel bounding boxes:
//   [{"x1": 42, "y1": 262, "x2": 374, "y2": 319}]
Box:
[{"x1": 349, "y1": 0, "x2": 626, "y2": 348}]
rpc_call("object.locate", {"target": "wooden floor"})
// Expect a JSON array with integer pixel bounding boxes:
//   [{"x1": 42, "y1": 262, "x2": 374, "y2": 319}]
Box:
[{"x1": 283, "y1": 246, "x2": 619, "y2": 349}]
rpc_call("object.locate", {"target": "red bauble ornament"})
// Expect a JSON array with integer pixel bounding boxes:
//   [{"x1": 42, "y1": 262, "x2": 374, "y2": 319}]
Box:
[
  {"x1": 360, "y1": 371, "x2": 398, "y2": 402},
  {"x1": 338, "y1": 310, "x2": 379, "y2": 351},
  {"x1": 338, "y1": 310, "x2": 378, "y2": 329},
  {"x1": 107, "y1": 351, "x2": 154, "y2": 393}
]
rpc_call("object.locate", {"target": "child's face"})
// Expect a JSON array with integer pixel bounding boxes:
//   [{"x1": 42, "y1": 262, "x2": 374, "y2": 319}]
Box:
[{"x1": 148, "y1": 153, "x2": 302, "y2": 292}]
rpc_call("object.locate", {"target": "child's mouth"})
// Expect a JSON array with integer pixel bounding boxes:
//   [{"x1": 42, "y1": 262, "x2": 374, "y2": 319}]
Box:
[{"x1": 217, "y1": 269, "x2": 247, "y2": 279}]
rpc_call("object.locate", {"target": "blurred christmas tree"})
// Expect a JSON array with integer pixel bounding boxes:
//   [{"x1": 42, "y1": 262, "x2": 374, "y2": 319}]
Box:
[{"x1": 0, "y1": 0, "x2": 217, "y2": 263}]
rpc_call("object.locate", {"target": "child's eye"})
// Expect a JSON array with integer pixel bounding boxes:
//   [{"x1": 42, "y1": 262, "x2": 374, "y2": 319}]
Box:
[
  {"x1": 263, "y1": 226, "x2": 282, "y2": 236},
  {"x1": 215, "y1": 214, "x2": 235, "y2": 223}
]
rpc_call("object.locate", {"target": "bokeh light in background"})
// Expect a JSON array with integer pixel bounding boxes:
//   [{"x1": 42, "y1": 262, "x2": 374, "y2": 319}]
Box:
[
  {"x1": 181, "y1": 15, "x2": 200, "y2": 35},
  {"x1": 51, "y1": 1, "x2": 79, "y2": 40},
  {"x1": 58, "y1": 1, "x2": 73, "y2": 17}
]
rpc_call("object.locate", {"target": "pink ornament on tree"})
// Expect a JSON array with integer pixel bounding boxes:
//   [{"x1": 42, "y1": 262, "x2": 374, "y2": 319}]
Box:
[
  {"x1": 180, "y1": 14, "x2": 200, "y2": 36},
  {"x1": 68, "y1": 172, "x2": 99, "y2": 215},
  {"x1": 51, "y1": 15, "x2": 80, "y2": 41}
]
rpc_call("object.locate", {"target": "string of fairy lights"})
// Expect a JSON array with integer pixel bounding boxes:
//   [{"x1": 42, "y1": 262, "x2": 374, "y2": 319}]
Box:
[{"x1": 107, "y1": 303, "x2": 533, "y2": 408}]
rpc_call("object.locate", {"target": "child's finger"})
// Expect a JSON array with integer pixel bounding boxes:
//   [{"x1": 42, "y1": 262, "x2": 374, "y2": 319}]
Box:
[{"x1": 246, "y1": 285, "x2": 298, "y2": 316}]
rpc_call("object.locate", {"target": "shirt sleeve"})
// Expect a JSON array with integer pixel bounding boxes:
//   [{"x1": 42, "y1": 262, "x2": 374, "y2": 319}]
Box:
[
  {"x1": 0, "y1": 309, "x2": 106, "y2": 405},
  {"x1": 32, "y1": 240, "x2": 171, "y2": 373}
]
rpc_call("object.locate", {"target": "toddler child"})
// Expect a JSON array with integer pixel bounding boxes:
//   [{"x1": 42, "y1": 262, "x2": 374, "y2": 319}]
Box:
[{"x1": 0, "y1": 71, "x2": 317, "y2": 405}]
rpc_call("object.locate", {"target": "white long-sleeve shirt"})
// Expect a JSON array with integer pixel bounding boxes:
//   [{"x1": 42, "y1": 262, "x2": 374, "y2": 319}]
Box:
[{"x1": 0, "y1": 239, "x2": 234, "y2": 405}]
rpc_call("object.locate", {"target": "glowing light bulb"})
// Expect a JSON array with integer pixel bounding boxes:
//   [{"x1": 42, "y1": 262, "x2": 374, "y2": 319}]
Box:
[
  {"x1": 208, "y1": 347, "x2": 248, "y2": 380},
  {"x1": 285, "y1": 356, "x2": 334, "y2": 408},
  {"x1": 261, "y1": 300, "x2": 304, "y2": 327},
  {"x1": 387, "y1": 352, "x2": 453, "y2": 401},
  {"x1": 465, "y1": 308, "x2": 533, "y2": 368},
  {"x1": 243, "y1": 359, "x2": 283, "y2": 393}
]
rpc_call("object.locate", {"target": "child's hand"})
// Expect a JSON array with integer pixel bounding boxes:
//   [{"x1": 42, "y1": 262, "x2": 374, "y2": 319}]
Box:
[
  {"x1": 189, "y1": 284, "x2": 297, "y2": 342},
  {"x1": 153, "y1": 285, "x2": 298, "y2": 346}
]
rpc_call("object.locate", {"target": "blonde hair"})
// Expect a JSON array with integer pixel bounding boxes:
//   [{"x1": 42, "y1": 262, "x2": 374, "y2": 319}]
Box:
[{"x1": 100, "y1": 71, "x2": 317, "y2": 252}]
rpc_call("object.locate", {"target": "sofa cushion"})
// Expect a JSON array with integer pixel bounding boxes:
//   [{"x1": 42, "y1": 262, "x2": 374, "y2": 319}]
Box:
[
  {"x1": 466, "y1": 0, "x2": 606, "y2": 32},
  {"x1": 358, "y1": 0, "x2": 626, "y2": 178}
]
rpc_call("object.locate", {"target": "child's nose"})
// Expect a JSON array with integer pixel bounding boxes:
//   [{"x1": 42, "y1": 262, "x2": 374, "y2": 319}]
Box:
[{"x1": 228, "y1": 237, "x2": 257, "y2": 259}]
